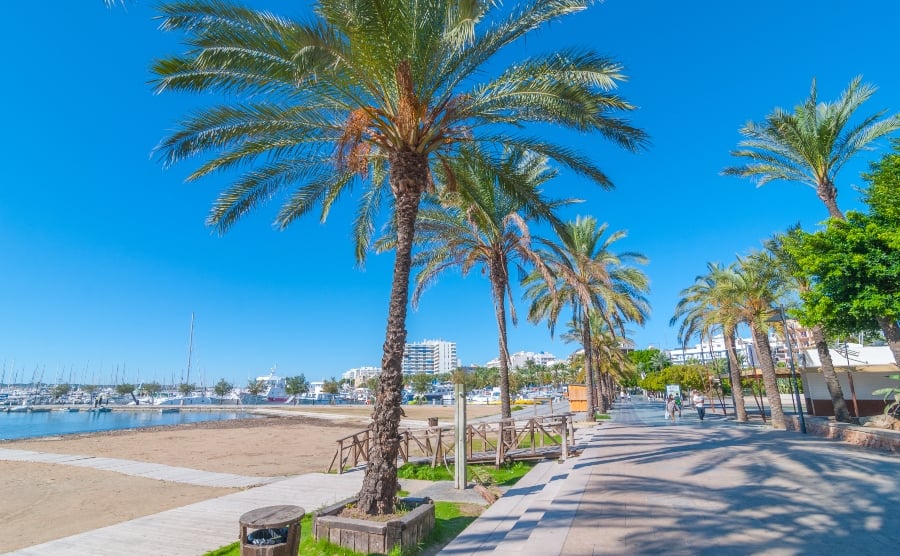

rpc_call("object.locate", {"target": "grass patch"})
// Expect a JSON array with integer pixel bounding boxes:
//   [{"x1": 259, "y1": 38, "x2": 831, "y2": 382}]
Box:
[
  {"x1": 594, "y1": 413, "x2": 611, "y2": 420},
  {"x1": 398, "y1": 460, "x2": 535, "y2": 487},
  {"x1": 204, "y1": 502, "x2": 481, "y2": 556}
]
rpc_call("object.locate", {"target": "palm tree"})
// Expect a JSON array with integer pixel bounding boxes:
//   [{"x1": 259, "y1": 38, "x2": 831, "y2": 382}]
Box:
[
  {"x1": 730, "y1": 252, "x2": 788, "y2": 428},
  {"x1": 724, "y1": 76, "x2": 900, "y2": 219},
  {"x1": 672, "y1": 262, "x2": 749, "y2": 421},
  {"x1": 525, "y1": 216, "x2": 650, "y2": 418},
  {"x1": 766, "y1": 228, "x2": 853, "y2": 422},
  {"x1": 152, "y1": 0, "x2": 647, "y2": 515},
  {"x1": 586, "y1": 313, "x2": 633, "y2": 411},
  {"x1": 380, "y1": 148, "x2": 570, "y2": 419}
]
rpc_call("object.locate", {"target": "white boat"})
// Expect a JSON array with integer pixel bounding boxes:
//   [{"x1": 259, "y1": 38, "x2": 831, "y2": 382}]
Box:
[
  {"x1": 154, "y1": 394, "x2": 214, "y2": 406},
  {"x1": 240, "y1": 370, "x2": 290, "y2": 404}
]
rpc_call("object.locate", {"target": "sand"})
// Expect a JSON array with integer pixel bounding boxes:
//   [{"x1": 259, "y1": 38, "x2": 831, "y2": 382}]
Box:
[{"x1": 0, "y1": 404, "x2": 500, "y2": 552}]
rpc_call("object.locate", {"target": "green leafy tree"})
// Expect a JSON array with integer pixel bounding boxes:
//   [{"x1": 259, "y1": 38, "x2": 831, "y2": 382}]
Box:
[
  {"x1": 142, "y1": 381, "x2": 163, "y2": 402},
  {"x1": 383, "y1": 149, "x2": 567, "y2": 419},
  {"x1": 117, "y1": 383, "x2": 139, "y2": 405},
  {"x1": 52, "y1": 383, "x2": 71, "y2": 400},
  {"x1": 152, "y1": 0, "x2": 646, "y2": 517},
  {"x1": 768, "y1": 228, "x2": 852, "y2": 422},
  {"x1": 178, "y1": 382, "x2": 196, "y2": 397},
  {"x1": 407, "y1": 373, "x2": 433, "y2": 403},
  {"x1": 322, "y1": 378, "x2": 341, "y2": 396},
  {"x1": 525, "y1": 217, "x2": 650, "y2": 417},
  {"x1": 790, "y1": 215, "x2": 900, "y2": 361},
  {"x1": 285, "y1": 375, "x2": 311, "y2": 404},
  {"x1": 213, "y1": 378, "x2": 234, "y2": 403},
  {"x1": 245, "y1": 379, "x2": 265, "y2": 398}
]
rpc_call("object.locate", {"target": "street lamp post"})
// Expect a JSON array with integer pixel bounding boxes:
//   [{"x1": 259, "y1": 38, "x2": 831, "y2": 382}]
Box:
[{"x1": 772, "y1": 305, "x2": 807, "y2": 434}]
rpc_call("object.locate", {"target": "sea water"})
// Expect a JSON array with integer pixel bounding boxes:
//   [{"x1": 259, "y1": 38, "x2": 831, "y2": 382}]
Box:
[{"x1": 0, "y1": 409, "x2": 257, "y2": 441}]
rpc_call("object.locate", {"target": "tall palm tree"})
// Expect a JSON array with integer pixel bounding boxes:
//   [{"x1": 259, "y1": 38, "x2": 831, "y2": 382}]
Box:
[
  {"x1": 151, "y1": 0, "x2": 647, "y2": 515},
  {"x1": 730, "y1": 252, "x2": 788, "y2": 429},
  {"x1": 525, "y1": 216, "x2": 649, "y2": 417},
  {"x1": 381, "y1": 148, "x2": 571, "y2": 419},
  {"x1": 724, "y1": 76, "x2": 900, "y2": 219},
  {"x1": 672, "y1": 262, "x2": 748, "y2": 421},
  {"x1": 766, "y1": 228, "x2": 853, "y2": 422}
]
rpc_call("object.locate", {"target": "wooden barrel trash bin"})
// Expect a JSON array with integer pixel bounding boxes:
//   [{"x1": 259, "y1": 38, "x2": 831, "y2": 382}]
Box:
[
  {"x1": 239, "y1": 505, "x2": 305, "y2": 556},
  {"x1": 427, "y1": 417, "x2": 439, "y2": 427}
]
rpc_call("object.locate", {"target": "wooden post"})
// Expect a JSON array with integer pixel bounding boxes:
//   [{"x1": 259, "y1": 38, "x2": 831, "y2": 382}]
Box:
[
  {"x1": 455, "y1": 383, "x2": 467, "y2": 489},
  {"x1": 560, "y1": 415, "x2": 568, "y2": 462}
]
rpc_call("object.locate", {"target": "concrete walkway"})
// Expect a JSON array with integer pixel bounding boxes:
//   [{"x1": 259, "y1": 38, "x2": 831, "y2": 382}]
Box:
[
  {"x1": 7, "y1": 402, "x2": 900, "y2": 555},
  {"x1": 441, "y1": 399, "x2": 900, "y2": 555}
]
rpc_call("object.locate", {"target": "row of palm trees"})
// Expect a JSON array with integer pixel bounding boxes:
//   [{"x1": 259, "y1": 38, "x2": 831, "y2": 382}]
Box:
[{"x1": 673, "y1": 77, "x2": 900, "y2": 428}]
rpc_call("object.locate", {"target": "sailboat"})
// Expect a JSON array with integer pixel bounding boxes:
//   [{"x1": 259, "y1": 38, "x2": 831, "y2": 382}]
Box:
[{"x1": 154, "y1": 313, "x2": 213, "y2": 407}]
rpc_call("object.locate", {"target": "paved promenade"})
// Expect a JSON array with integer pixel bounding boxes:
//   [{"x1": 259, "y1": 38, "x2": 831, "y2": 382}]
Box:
[
  {"x1": 442, "y1": 399, "x2": 900, "y2": 555},
  {"x1": 5, "y1": 402, "x2": 899, "y2": 555}
]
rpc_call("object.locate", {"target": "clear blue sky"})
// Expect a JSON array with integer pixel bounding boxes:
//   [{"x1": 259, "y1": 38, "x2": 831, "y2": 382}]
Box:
[{"x1": 2, "y1": 1, "x2": 899, "y2": 387}]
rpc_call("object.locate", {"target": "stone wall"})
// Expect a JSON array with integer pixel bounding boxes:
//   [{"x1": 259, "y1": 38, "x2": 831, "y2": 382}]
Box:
[{"x1": 785, "y1": 415, "x2": 900, "y2": 453}]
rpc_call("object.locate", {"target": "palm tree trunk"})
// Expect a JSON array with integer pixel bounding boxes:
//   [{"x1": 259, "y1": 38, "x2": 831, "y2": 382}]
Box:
[
  {"x1": 817, "y1": 182, "x2": 845, "y2": 220},
  {"x1": 358, "y1": 151, "x2": 424, "y2": 516},
  {"x1": 724, "y1": 329, "x2": 748, "y2": 421},
  {"x1": 581, "y1": 313, "x2": 596, "y2": 418},
  {"x1": 875, "y1": 316, "x2": 900, "y2": 366},
  {"x1": 490, "y1": 264, "x2": 513, "y2": 419},
  {"x1": 811, "y1": 324, "x2": 853, "y2": 422},
  {"x1": 751, "y1": 325, "x2": 786, "y2": 429},
  {"x1": 595, "y1": 365, "x2": 608, "y2": 413}
]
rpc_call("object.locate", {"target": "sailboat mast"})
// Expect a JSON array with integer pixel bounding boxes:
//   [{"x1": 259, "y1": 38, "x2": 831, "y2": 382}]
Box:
[{"x1": 186, "y1": 312, "x2": 195, "y2": 386}]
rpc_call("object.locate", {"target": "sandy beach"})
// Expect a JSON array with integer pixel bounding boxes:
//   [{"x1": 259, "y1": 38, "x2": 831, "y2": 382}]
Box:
[{"x1": 0, "y1": 404, "x2": 499, "y2": 552}]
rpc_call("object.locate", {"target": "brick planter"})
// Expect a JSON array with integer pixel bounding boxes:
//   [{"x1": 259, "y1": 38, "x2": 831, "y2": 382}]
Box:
[{"x1": 313, "y1": 497, "x2": 435, "y2": 555}]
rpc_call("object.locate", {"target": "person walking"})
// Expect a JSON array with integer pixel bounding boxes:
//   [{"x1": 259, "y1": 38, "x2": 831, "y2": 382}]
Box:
[
  {"x1": 692, "y1": 389, "x2": 706, "y2": 421},
  {"x1": 665, "y1": 394, "x2": 677, "y2": 421}
]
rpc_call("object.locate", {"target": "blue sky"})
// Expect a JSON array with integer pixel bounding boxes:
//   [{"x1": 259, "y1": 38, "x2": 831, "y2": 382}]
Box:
[{"x1": 2, "y1": 0, "x2": 899, "y2": 387}]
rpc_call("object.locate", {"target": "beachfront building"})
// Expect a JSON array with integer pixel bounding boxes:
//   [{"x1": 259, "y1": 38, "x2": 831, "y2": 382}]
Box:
[
  {"x1": 665, "y1": 334, "x2": 755, "y2": 366},
  {"x1": 342, "y1": 366, "x2": 382, "y2": 386},
  {"x1": 665, "y1": 320, "x2": 818, "y2": 368},
  {"x1": 485, "y1": 350, "x2": 558, "y2": 371},
  {"x1": 402, "y1": 339, "x2": 459, "y2": 375},
  {"x1": 800, "y1": 342, "x2": 899, "y2": 416}
]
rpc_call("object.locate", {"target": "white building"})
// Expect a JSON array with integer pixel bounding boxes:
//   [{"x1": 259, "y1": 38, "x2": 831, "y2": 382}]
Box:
[
  {"x1": 665, "y1": 335, "x2": 755, "y2": 366},
  {"x1": 485, "y1": 350, "x2": 558, "y2": 370},
  {"x1": 342, "y1": 366, "x2": 382, "y2": 386},
  {"x1": 402, "y1": 339, "x2": 459, "y2": 374}
]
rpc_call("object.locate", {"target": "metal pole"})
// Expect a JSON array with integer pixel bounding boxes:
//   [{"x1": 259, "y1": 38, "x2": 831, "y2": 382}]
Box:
[{"x1": 779, "y1": 305, "x2": 807, "y2": 434}]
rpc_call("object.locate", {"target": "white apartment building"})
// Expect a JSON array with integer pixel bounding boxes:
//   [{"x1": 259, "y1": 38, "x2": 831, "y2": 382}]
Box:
[
  {"x1": 342, "y1": 366, "x2": 382, "y2": 386},
  {"x1": 485, "y1": 350, "x2": 558, "y2": 370},
  {"x1": 665, "y1": 334, "x2": 755, "y2": 366},
  {"x1": 666, "y1": 320, "x2": 816, "y2": 368},
  {"x1": 402, "y1": 339, "x2": 459, "y2": 374}
]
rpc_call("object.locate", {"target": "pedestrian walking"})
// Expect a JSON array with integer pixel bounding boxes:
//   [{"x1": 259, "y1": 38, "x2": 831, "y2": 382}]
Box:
[
  {"x1": 665, "y1": 394, "x2": 677, "y2": 421},
  {"x1": 692, "y1": 389, "x2": 706, "y2": 421}
]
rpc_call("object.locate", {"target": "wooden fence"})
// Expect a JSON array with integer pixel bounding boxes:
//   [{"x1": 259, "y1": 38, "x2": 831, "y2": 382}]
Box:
[{"x1": 328, "y1": 414, "x2": 576, "y2": 474}]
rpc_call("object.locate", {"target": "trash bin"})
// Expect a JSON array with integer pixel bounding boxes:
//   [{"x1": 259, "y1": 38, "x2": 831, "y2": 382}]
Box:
[
  {"x1": 239, "y1": 505, "x2": 304, "y2": 556},
  {"x1": 428, "y1": 417, "x2": 438, "y2": 427}
]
